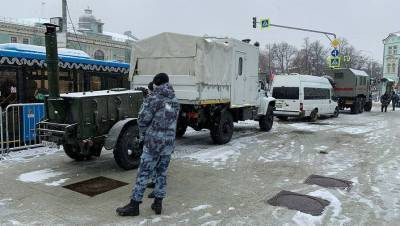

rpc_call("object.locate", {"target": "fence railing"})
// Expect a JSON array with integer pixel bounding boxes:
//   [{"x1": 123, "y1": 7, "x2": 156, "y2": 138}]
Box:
[{"x1": 1, "y1": 103, "x2": 45, "y2": 159}]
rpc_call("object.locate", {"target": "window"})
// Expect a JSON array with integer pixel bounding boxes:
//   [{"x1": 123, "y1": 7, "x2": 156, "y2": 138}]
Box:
[
  {"x1": 272, "y1": 87, "x2": 299, "y2": 100},
  {"x1": 94, "y1": 50, "x2": 105, "y2": 60},
  {"x1": 389, "y1": 46, "x2": 393, "y2": 55},
  {"x1": 392, "y1": 63, "x2": 396, "y2": 74},
  {"x1": 388, "y1": 63, "x2": 392, "y2": 73},
  {"x1": 304, "y1": 88, "x2": 330, "y2": 100},
  {"x1": 22, "y1": 38, "x2": 29, "y2": 44},
  {"x1": 238, "y1": 57, "x2": 243, "y2": 75},
  {"x1": 394, "y1": 46, "x2": 398, "y2": 55},
  {"x1": 10, "y1": 37, "x2": 17, "y2": 43}
]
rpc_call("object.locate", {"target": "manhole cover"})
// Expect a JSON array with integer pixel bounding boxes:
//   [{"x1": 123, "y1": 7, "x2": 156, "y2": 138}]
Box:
[
  {"x1": 266, "y1": 190, "x2": 330, "y2": 216},
  {"x1": 63, "y1": 176, "x2": 128, "y2": 197},
  {"x1": 305, "y1": 175, "x2": 353, "y2": 191}
]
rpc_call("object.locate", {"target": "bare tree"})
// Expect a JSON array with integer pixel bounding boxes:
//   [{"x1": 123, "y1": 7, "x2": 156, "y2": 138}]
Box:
[{"x1": 271, "y1": 42, "x2": 297, "y2": 74}]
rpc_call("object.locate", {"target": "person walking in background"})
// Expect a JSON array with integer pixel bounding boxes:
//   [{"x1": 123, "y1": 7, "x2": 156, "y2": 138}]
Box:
[
  {"x1": 391, "y1": 91, "x2": 399, "y2": 111},
  {"x1": 381, "y1": 92, "x2": 390, "y2": 112},
  {"x1": 117, "y1": 73, "x2": 180, "y2": 217}
]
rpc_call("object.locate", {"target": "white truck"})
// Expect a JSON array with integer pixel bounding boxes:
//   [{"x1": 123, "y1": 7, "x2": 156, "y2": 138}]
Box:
[{"x1": 130, "y1": 32, "x2": 275, "y2": 144}]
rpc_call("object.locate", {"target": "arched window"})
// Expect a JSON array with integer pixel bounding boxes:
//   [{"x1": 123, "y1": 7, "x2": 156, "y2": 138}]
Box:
[
  {"x1": 392, "y1": 63, "x2": 396, "y2": 74},
  {"x1": 94, "y1": 50, "x2": 105, "y2": 60},
  {"x1": 387, "y1": 63, "x2": 391, "y2": 73}
]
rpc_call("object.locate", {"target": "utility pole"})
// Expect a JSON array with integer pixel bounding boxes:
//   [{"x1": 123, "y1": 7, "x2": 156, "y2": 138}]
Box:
[{"x1": 62, "y1": 0, "x2": 67, "y2": 32}]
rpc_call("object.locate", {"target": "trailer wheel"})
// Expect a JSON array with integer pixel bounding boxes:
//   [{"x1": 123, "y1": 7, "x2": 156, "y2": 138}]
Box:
[
  {"x1": 364, "y1": 101, "x2": 372, "y2": 112},
  {"x1": 113, "y1": 124, "x2": 142, "y2": 170},
  {"x1": 63, "y1": 144, "x2": 91, "y2": 161},
  {"x1": 259, "y1": 107, "x2": 274, "y2": 131},
  {"x1": 309, "y1": 109, "x2": 318, "y2": 122},
  {"x1": 210, "y1": 111, "x2": 234, "y2": 144}
]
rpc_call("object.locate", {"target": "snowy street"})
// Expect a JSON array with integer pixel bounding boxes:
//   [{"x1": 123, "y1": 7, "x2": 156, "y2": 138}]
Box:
[{"x1": 0, "y1": 104, "x2": 399, "y2": 225}]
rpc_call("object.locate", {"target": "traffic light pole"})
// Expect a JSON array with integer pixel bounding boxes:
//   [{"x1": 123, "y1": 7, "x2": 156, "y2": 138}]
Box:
[{"x1": 269, "y1": 23, "x2": 337, "y2": 41}]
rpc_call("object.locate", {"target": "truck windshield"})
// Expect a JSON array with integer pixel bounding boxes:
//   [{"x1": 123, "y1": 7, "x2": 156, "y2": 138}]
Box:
[{"x1": 272, "y1": 87, "x2": 299, "y2": 100}]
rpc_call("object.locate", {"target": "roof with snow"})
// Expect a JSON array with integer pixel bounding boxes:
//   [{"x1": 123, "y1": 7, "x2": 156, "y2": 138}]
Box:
[{"x1": 0, "y1": 43, "x2": 129, "y2": 74}]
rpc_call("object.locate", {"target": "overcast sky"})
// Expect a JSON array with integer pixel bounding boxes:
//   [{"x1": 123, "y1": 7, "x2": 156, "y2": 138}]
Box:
[{"x1": 1, "y1": 0, "x2": 398, "y2": 62}]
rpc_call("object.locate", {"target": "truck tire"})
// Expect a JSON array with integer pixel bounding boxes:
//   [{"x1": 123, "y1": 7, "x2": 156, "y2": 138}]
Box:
[
  {"x1": 176, "y1": 121, "x2": 188, "y2": 138},
  {"x1": 364, "y1": 101, "x2": 372, "y2": 112},
  {"x1": 351, "y1": 100, "x2": 359, "y2": 114},
  {"x1": 210, "y1": 110, "x2": 234, "y2": 144},
  {"x1": 309, "y1": 109, "x2": 318, "y2": 122},
  {"x1": 63, "y1": 144, "x2": 91, "y2": 161},
  {"x1": 113, "y1": 124, "x2": 142, "y2": 170},
  {"x1": 259, "y1": 107, "x2": 274, "y2": 132},
  {"x1": 359, "y1": 98, "x2": 365, "y2": 113}
]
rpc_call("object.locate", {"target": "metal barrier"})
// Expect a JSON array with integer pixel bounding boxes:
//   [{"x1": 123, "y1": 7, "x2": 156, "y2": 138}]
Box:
[
  {"x1": 1, "y1": 103, "x2": 45, "y2": 158},
  {"x1": 0, "y1": 107, "x2": 4, "y2": 158}
]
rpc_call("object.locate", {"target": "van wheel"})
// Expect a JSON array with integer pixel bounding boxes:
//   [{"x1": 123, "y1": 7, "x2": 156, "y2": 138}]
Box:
[
  {"x1": 113, "y1": 124, "x2": 142, "y2": 170},
  {"x1": 63, "y1": 144, "x2": 91, "y2": 161},
  {"x1": 309, "y1": 109, "x2": 318, "y2": 122},
  {"x1": 333, "y1": 107, "x2": 339, "y2": 118},
  {"x1": 259, "y1": 107, "x2": 274, "y2": 131},
  {"x1": 210, "y1": 111, "x2": 234, "y2": 144}
]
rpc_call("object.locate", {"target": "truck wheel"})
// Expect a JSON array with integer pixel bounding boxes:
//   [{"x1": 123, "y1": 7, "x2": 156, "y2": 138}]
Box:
[
  {"x1": 176, "y1": 121, "x2": 188, "y2": 138},
  {"x1": 113, "y1": 124, "x2": 142, "y2": 170},
  {"x1": 309, "y1": 109, "x2": 318, "y2": 122},
  {"x1": 63, "y1": 144, "x2": 91, "y2": 161},
  {"x1": 359, "y1": 99, "x2": 365, "y2": 113},
  {"x1": 259, "y1": 107, "x2": 274, "y2": 132},
  {"x1": 333, "y1": 107, "x2": 339, "y2": 118},
  {"x1": 351, "y1": 101, "x2": 359, "y2": 114},
  {"x1": 364, "y1": 102, "x2": 372, "y2": 112},
  {"x1": 210, "y1": 111, "x2": 234, "y2": 144}
]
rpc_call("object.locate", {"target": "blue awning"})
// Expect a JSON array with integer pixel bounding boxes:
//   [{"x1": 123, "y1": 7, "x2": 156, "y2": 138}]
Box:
[{"x1": 0, "y1": 43, "x2": 130, "y2": 74}]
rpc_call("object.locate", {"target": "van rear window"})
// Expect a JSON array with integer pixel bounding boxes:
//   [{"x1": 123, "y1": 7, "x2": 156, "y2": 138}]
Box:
[{"x1": 272, "y1": 87, "x2": 299, "y2": 100}]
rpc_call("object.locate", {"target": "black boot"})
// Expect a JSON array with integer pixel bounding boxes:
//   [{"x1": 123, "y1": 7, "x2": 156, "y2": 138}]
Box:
[
  {"x1": 116, "y1": 200, "x2": 140, "y2": 216},
  {"x1": 151, "y1": 198, "x2": 163, "y2": 215},
  {"x1": 148, "y1": 191, "x2": 155, "y2": 199},
  {"x1": 147, "y1": 182, "x2": 155, "y2": 188}
]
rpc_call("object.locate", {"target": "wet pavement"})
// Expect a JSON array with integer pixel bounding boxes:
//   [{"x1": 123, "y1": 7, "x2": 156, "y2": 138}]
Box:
[{"x1": 0, "y1": 104, "x2": 399, "y2": 225}]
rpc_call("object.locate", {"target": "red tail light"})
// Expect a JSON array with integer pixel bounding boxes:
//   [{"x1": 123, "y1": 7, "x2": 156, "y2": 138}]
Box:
[{"x1": 300, "y1": 103, "x2": 304, "y2": 111}]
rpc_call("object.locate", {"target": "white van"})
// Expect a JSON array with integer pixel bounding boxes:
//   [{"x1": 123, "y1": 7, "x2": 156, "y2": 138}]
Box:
[{"x1": 272, "y1": 74, "x2": 339, "y2": 121}]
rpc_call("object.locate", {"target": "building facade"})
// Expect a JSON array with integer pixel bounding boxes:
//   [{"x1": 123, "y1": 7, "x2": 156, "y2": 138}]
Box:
[
  {"x1": 0, "y1": 8, "x2": 136, "y2": 63},
  {"x1": 383, "y1": 32, "x2": 400, "y2": 85}
]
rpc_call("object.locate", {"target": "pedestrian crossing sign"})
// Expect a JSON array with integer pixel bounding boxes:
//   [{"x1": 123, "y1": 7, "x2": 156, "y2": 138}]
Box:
[
  {"x1": 330, "y1": 57, "x2": 341, "y2": 68},
  {"x1": 260, "y1": 18, "x2": 270, "y2": 29}
]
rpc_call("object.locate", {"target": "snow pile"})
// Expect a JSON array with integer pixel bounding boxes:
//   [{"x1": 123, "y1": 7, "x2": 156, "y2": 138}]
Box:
[{"x1": 17, "y1": 169, "x2": 68, "y2": 186}]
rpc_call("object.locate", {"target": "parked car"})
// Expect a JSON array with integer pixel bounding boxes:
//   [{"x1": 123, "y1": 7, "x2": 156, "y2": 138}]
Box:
[{"x1": 272, "y1": 74, "x2": 339, "y2": 121}]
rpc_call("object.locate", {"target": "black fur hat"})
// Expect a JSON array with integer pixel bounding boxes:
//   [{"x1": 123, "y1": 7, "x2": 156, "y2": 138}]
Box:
[{"x1": 153, "y1": 73, "x2": 169, "y2": 86}]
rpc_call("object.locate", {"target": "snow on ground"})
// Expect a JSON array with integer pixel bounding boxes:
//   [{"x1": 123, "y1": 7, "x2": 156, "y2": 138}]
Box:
[
  {"x1": 1, "y1": 146, "x2": 60, "y2": 163},
  {"x1": 192, "y1": 205, "x2": 212, "y2": 211},
  {"x1": 17, "y1": 169, "x2": 66, "y2": 186}
]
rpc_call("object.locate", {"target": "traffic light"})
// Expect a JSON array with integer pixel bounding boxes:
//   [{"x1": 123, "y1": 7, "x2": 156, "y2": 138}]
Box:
[{"x1": 252, "y1": 17, "x2": 257, "y2": 28}]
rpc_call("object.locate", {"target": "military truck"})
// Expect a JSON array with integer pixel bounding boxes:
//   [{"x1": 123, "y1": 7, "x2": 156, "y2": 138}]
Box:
[
  {"x1": 131, "y1": 33, "x2": 275, "y2": 144},
  {"x1": 327, "y1": 68, "x2": 372, "y2": 114},
  {"x1": 37, "y1": 24, "x2": 144, "y2": 170}
]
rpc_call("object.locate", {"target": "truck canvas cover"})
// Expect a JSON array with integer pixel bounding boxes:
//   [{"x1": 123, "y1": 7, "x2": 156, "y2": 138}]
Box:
[{"x1": 129, "y1": 32, "x2": 235, "y2": 85}]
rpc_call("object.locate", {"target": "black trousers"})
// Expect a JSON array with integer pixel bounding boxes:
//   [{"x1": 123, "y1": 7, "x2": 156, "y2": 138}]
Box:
[{"x1": 382, "y1": 105, "x2": 388, "y2": 112}]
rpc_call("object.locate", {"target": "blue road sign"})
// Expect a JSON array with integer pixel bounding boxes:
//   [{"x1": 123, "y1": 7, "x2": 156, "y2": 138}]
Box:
[
  {"x1": 261, "y1": 18, "x2": 270, "y2": 29},
  {"x1": 331, "y1": 49, "x2": 339, "y2": 57}
]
